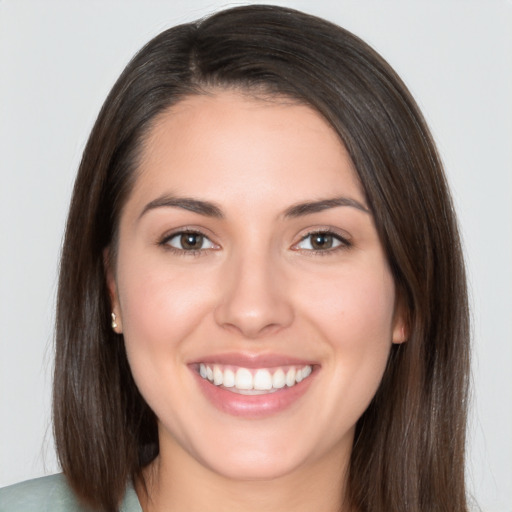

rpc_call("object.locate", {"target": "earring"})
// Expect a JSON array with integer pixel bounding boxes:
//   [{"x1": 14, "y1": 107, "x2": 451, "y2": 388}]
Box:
[{"x1": 111, "y1": 312, "x2": 118, "y2": 330}]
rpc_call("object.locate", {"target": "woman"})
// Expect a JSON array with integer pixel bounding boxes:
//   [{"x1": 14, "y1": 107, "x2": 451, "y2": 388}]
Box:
[{"x1": 0, "y1": 4, "x2": 470, "y2": 512}]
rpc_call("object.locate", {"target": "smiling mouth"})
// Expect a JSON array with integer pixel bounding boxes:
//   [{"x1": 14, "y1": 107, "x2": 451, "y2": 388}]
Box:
[{"x1": 198, "y1": 363, "x2": 313, "y2": 395}]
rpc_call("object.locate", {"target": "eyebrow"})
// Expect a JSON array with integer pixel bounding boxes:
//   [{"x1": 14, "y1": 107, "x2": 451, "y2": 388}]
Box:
[
  {"x1": 283, "y1": 197, "x2": 370, "y2": 218},
  {"x1": 138, "y1": 194, "x2": 369, "y2": 221},
  {"x1": 139, "y1": 195, "x2": 224, "y2": 220}
]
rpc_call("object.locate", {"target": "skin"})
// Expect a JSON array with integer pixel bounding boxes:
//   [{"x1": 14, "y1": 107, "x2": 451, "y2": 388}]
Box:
[{"x1": 107, "y1": 91, "x2": 406, "y2": 512}]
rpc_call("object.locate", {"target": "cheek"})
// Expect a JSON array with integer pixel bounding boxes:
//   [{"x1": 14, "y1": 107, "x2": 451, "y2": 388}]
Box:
[
  {"x1": 116, "y1": 256, "x2": 217, "y2": 358},
  {"x1": 306, "y1": 263, "x2": 395, "y2": 341},
  {"x1": 115, "y1": 257, "x2": 219, "y2": 420},
  {"x1": 299, "y1": 263, "x2": 396, "y2": 390}
]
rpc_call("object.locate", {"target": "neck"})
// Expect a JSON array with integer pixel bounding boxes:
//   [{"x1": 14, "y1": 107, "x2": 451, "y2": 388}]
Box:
[{"x1": 137, "y1": 444, "x2": 352, "y2": 512}]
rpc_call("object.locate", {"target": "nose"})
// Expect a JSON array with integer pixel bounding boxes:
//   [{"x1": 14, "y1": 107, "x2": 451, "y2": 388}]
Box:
[{"x1": 214, "y1": 250, "x2": 294, "y2": 339}]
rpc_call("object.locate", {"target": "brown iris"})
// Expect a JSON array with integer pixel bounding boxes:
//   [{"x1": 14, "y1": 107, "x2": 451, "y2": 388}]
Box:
[
  {"x1": 310, "y1": 233, "x2": 335, "y2": 250},
  {"x1": 180, "y1": 233, "x2": 204, "y2": 250}
]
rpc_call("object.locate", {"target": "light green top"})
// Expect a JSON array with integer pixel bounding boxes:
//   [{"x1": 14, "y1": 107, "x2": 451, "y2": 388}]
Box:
[{"x1": 0, "y1": 473, "x2": 142, "y2": 512}]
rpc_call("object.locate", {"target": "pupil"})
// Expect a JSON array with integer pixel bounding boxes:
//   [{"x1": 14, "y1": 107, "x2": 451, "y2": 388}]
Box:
[
  {"x1": 181, "y1": 233, "x2": 202, "y2": 250},
  {"x1": 312, "y1": 234, "x2": 332, "y2": 250}
]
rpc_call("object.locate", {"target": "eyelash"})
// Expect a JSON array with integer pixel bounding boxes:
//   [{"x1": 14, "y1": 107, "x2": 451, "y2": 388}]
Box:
[
  {"x1": 158, "y1": 229, "x2": 351, "y2": 257},
  {"x1": 292, "y1": 230, "x2": 352, "y2": 255},
  {"x1": 159, "y1": 229, "x2": 218, "y2": 257}
]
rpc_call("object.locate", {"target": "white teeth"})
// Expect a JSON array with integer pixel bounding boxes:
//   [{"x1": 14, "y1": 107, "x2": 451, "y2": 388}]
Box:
[
  {"x1": 285, "y1": 368, "x2": 296, "y2": 387},
  {"x1": 213, "y1": 365, "x2": 223, "y2": 385},
  {"x1": 253, "y1": 369, "x2": 273, "y2": 390},
  {"x1": 223, "y1": 368, "x2": 235, "y2": 388},
  {"x1": 198, "y1": 363, "x2": 313, "y2": 392},
  {"x1": 235, "y1": 368, "x2": 253, "y2": 390},
  {"x1": 272, "y1": 368, "x2": 286, "y2": 389}
]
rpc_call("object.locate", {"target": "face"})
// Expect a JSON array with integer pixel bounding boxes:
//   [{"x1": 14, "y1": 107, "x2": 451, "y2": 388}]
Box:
[{"x1": 108, "y1": 91, "x2": 405, "y2": 482}]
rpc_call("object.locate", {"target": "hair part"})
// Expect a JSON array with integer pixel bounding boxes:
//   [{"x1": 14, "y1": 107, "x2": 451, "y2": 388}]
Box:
[{"x1": 54, "y1": 5, "x2": 470, "y2": 511}]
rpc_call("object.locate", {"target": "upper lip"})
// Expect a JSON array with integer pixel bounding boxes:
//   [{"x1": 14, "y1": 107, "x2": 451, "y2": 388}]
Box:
[{"x1": 189, "y1": 352, "x2": 318, "y2": 369}]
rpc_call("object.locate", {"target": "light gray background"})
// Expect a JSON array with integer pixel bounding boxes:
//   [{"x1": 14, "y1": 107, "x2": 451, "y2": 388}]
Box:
[{"x1": 1, "y1": 1, "x2": 511, "y2": 510}]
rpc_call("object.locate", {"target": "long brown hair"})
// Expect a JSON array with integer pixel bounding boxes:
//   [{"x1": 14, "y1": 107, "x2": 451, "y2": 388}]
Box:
[{"x1": 54, "y1": 5, "x2": 470, "y2": 511}]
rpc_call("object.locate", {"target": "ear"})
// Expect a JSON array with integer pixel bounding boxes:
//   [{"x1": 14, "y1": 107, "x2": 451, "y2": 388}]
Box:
[
  {"x1": 391, "y1": 299, "x2": 408, "y2": 345},
  {"x1": 103, "y1": 248, "x2": 123, "y2": 333}
]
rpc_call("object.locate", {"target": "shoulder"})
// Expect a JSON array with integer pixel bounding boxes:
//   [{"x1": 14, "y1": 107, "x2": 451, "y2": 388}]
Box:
[
  {"x1": 0, "y1": 474, "x2": 141, "y2": 512},
  {"x1": 0, "y1": 474, "x2": 90, "y2": 511}
]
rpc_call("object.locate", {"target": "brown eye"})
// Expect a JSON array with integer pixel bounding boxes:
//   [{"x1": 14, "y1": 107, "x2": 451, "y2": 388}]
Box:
[
  {"x1": 310, "y1": 233, "x2": 334, "y2": 250},
  {"x1": 294, "y1": 231, "x2": 349, "y2": 252},
  {"x1": 165, "y1": 231, "x2": 215, "y2": 251},
  {"x1": 180, "y1": 233, "x2": 204, "y2": 250}
]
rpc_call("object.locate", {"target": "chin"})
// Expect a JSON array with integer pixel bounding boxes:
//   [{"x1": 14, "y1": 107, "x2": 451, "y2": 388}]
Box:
[{"x1": 200, "y1": 450, "x2": 307, "y2": 482}]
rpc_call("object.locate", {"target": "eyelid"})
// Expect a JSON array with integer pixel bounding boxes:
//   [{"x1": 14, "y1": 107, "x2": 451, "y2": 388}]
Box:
[
  {"x1": 291, "y1": 227, "x2": 352, "y2": 253},
  {"x1": 158, "y1": 227, "x2": 220, "y2": 253}
]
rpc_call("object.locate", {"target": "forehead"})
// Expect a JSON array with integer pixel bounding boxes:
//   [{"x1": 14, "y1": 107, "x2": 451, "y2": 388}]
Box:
[{"x1": 128, "y1": 91, "x2": 364, "y2": 215}]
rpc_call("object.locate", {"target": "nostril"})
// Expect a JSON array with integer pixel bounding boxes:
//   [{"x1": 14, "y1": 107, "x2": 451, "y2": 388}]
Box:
[{"x1": 214, "y1": 300, "x2": 294, "y2": 339}]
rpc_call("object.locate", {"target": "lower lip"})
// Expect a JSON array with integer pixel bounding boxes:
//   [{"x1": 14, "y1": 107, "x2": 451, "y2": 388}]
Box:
[{"x1": 193, "y1": 369, "x2": 316, "y2": 418}]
